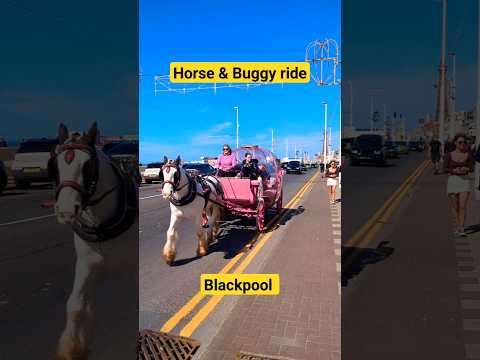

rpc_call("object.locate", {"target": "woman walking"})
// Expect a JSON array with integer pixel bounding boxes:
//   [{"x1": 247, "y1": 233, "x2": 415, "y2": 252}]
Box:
[
  {"x1": 444, "y1": 134, "x2": 475, "y2": 237},
  {"x1": 325, "y1": 160, "x2": 340, "y2": 204}
]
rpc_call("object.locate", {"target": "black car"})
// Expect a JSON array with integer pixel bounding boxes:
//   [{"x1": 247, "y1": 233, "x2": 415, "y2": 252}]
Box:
[
  {"x1": 408, "y1": 141, "x2": 425, "y2": 152},
  {"x1": 182, "y1": 163, "x2": 216, "y2": 176},
  {"x1": 385, "y1": 141, "x2": 399, "y2": 158},
  {"x1": 350, "y1": 134, "x2": 387, "y2": 166},
  {"x1": 283, "y1": 160, "x2": 302, "y2": 174},
  {"x1": 0, "y1": 160, "x2": 7, "y2": 194}
]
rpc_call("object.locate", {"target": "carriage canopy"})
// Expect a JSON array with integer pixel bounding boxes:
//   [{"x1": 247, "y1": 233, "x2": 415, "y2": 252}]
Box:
[{"x1": 232, "y1": 145, "x2": 280, "y2": 177}]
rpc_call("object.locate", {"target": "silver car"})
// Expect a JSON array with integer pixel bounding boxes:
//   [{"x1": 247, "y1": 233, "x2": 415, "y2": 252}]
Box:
[{"x1": 11, "y1": 138, "x2": 57, "y2": 188}]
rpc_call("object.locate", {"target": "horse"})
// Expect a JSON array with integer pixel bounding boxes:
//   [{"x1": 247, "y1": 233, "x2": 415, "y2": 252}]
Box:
[
  {"x1": 160, "y1": 156, "x2": 223, "y2": 265},
  {"x1": 50, "y1": 122, "x2": 137, "y2": 360}
]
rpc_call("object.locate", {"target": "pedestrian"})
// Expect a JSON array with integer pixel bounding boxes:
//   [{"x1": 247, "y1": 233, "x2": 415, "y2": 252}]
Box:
[
  {"x1": 429, "y1": 135, "x2": 442, "y2": 174},
  {"x1": 444, "y1": 133, "x2": 476, "y2": 237},
  {"x1": 215, "y1": 144, "x2": 236, "y2": 177},
  {"x1": 325, "y1": 160, "x2": 339, "y2": 204},
  {"x1": 319, "y1": 161, "x2": 325, "y2": 174}
]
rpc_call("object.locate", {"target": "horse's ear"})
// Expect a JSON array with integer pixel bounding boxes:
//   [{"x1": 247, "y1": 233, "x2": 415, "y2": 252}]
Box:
[
  {"x1": 58, "y1": 123, "x2": 69, "y2": 145},
  {"x1": 174, "y1": 155, "x2": 181, "y2": 166},
  {"x1": 163, "y1": 156, "x2": 168, "y2": 164},
  {"x1": 85, "y1": 122, "x2": 98, "y2": 146}
]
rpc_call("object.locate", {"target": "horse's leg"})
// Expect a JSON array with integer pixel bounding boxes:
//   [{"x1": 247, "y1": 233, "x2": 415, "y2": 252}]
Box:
[
  {"x1": 196, "y1": 211, "x2": 210, "y2": 257},
  {"x1": 57, "y1": 234, "x2": 103, "y2": 360},
  {"x1": 163, "y1": 209, "x2": 179, "y2": 265},
  {"x1": 212, "y1": 205, "x2": 222, "y2": 237}
]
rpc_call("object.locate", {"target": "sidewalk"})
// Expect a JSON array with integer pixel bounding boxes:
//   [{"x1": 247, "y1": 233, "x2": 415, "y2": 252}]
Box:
[
  {"x1": 199, "y1": 177, "x2": 341, "y2": 360},
  {"x1": 342, "y1": 164, "x2": 480, "y2": 360}
]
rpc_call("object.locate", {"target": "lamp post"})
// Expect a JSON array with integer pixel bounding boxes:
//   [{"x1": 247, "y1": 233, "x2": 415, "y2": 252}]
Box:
[
  {"x1": 234, "y1": 106, "x2": 239, "y2": 148},
  {"x1": 438, "y1": 0, "x2": 447, "y2": 144},
  {"x1": 475, "y1": 0, "x2": 480, "y2": 200},
  {"x1": 322, "y1": 101, "x2": 328, "y2": 163}
]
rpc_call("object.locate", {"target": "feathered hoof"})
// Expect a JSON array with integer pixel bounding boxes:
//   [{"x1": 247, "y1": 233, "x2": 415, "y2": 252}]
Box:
[
  {"x1": 196, "y1": 246, "x2": 208, "y2": 257},
  {"x1": 55, "y1": 344, "x2": 90, "y2": 360},
  {"x1": 163, "y1": 251, "x2": 176, "y2": 265}
]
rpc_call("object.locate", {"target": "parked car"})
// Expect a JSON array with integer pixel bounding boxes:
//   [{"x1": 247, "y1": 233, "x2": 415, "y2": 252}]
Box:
[
  {"x1": 11, "y1": 138, "x2": 58, "y2": 188},
  {"x1": 0, "y1": 160, "x2": 7, "y2": 194},
  {"x1": 350, "y1": 134, "x2": 387, "y2": 166},
  {"x1": 182, "y1": 163, "x2": 216, "y2": 176},
  {"x1": 143, "y1": 162, "x2": 164, "y2": 184},
  {"x1": 300, "y1": 162, "x2": 307, "y2": 172},
  {"x1": 408, "y1": 141, "x2": 424, "y2": 152},
  {"x1": 283, "y1": 160, "x2": 302, "y2": 174},
  {"x1": 395, "y1": 141, "x2": 410, "y2": 155},
  {"x1": 0, "y1": 138, "x2": 7, "y2": 148},
  {"x1": 385, "y1": 141, "x2": 399, "y2": 158},
  {"x1": 103, "y1": 141, "x2": 141, "y2": 186}
]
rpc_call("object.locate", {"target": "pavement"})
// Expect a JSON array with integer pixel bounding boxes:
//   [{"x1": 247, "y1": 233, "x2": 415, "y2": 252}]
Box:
[
  {"x1": 342, "y1": 157, "x2": 480, "y2": 360},
  {"x1": 197, "y1": 173, "x2": 340, "y2": 360}
]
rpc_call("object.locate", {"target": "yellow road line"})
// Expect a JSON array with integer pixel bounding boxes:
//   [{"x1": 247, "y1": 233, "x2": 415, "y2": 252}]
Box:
[
  {"x1": 179, "y1": 173, "x2": 319, "y2": 337},
  {"x1": 344, "y1": 160, "x2": 429, "y2": 248},
  {"x1": 160, "y1": 171, "x2": 319, "y2": 333}
]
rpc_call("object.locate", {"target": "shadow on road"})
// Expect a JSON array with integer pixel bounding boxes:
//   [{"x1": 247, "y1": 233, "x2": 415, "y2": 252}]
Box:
[
  {"x1": 467, "y1": 223, "x2": 480, "y2": 235},
  {"x1": 171, "y1": 206, "x2": 307, "y2": 266},
  {"x1": 342, "y1": 241, "x2": 394, "y2": 287}
]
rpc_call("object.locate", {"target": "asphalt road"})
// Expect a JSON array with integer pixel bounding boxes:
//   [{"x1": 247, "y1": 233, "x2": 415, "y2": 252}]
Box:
[
  {"x1": 342, "y1": 151, "x2": 427, "y2": 241},
  {"x1": 139, "y1": 169, "x2": 318, "y2": 336},
  {"x1": 0, "y1": 182, "x2": 138, "y2": 359}
]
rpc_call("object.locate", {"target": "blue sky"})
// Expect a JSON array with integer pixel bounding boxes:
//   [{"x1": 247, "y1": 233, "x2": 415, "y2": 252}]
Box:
[
  {"x1": 344, "y1": 0, "x2": 478, "y2": 131},
  {"x1": 140, "y1": 0, "x2": 341, "y2": 163}
]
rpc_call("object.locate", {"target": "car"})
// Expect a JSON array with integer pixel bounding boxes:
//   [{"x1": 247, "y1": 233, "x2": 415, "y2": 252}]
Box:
[
  {"x1": 395, "y1": 141, "x2": 410, "y2": 155},
  {"x1": 103, "y1": 141, "x2": 141, "y2": 186},
  {"x1": 143, "y1": 162, "x2": 164, "y2": 183},
  {"x1": 0, "y1": 160, "x2": 7, "y2": 194},
  {"x1": 385, "y1": 141, "x2": 399, "y2": 158},
  {"x1": 182, "y1": 163, "x2": 216, "y2": 176},
  {"x1": 0, "y1": 138, "x2": 7, "y2": 148},
  {"x1": 11, "y1": 138, "x2": 58, "y2": 188},
  {"x1": 300, "y1": 162, "x2": 307, "y2": 172},
  {"x1": 350, "y1": 134, "x2": 387, "y2": 166},
  {"x1": 283, "y1": 160, "x2": 302, "y2": 174},
  {"x1": 408, "y1": 141, "x2": 425, "y2": 152}
]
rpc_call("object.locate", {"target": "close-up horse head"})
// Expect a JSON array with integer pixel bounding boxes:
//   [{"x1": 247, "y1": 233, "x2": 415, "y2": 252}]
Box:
[
  {"x1": 52, "y1": 122, "x2": 98, "y2": 224},
  {"x1": 161, "y1": 155, "x2": 181, "y2": 199}
]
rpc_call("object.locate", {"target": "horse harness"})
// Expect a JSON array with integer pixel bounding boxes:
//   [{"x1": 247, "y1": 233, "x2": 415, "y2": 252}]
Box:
[
  {"x1": 161, "y1": 163, "x2": 215, "y2": 228},
  {"x1": 50, "y1": 143, "x2": 137, "y2": 242}
]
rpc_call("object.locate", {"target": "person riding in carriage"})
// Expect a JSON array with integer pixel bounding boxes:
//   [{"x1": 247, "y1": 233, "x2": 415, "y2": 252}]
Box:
[
  {"x1": 236, "y1": 151, "x2": 266, "y2": 180},
  {"x1": 215, "y1": 144, "x2": 237, "y2": 177}
]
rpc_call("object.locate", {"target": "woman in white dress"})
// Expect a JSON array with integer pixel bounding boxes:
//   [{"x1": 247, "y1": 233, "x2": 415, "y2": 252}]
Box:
[
  {"x1": 444, "y1": 134, "x2": 475, "y2": 237},
  {"x1": 325, "y1": 160, "x2": 340, "y2": 204}
]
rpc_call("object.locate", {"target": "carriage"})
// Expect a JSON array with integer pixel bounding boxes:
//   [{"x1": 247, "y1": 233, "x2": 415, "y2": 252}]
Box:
[{"x1": 215, "y1": 145, "x2": 284, "y2": 231}]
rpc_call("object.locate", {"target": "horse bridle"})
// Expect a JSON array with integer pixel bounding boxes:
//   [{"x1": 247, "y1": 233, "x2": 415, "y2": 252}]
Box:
[
  {"x1": 52, "y1": 143, "x2": 99, "y2": 205},
  {"x1": 161, "y1": 163, "x2": 187, "y2": 192}
]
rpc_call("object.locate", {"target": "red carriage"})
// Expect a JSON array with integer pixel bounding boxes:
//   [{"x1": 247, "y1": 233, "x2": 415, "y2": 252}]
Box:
[{"x1": 215, "y1": 145, "x2": 285, "y2": 231}]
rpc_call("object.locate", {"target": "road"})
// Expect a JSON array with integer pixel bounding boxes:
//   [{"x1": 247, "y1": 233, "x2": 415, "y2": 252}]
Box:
[
  {"x1": 342, "y1": 149, "x2": 480, "y2": 359},
  {"x1": 0, "y1": 182, "x2": 138, "y2": 359},
  {"x1": 139, "y1": 169, "x2": 320, "y2": 343}
]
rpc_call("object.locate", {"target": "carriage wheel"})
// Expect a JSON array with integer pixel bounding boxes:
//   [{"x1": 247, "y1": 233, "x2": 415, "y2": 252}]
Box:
[
  {"x1": 276, "y1": 190, "x2": 283, "y2": 213},
  {"x1": 257, "y1": 198, "x2": 265, "y2": 232}
]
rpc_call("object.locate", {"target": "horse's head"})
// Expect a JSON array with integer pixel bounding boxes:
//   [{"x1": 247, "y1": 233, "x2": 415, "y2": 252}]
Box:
[
  {"x1": 161, "y1": 155, "x2": 181, "y2": 199},
  {"x1": 51, "y1": 122, "x2": 99, "y2": 224}
]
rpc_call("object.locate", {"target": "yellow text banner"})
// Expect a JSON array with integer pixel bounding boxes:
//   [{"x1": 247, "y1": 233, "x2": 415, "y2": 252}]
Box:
[
  {"x1": 200, "y1": 274, "x2": 280, "y2": 295},
  {"x1": 170, "y1": 62, "x2": 310, "y2": 83}
]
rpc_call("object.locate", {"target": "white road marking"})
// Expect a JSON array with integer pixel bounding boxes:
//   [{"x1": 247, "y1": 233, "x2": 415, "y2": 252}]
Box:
[
  {"x1": 140, "y1": 194, "x2": 162, "y2": 200},
  {"x1": 0, "y1": 213, "x2": 56, "y2": 227}
]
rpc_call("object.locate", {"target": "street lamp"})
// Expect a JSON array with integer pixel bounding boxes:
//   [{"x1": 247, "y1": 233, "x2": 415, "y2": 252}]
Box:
[
  {"x1": 234, "y1": 106, "x2": 239, "y2": 148},
  {"x1": 322, "y1": 101, "x2": 328, "y2": 163}
]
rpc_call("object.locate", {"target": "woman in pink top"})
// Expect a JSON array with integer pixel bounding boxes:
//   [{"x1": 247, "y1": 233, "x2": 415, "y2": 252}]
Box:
[{"x1": 215, "y1": 144, "x2": 237, "y2": 176}]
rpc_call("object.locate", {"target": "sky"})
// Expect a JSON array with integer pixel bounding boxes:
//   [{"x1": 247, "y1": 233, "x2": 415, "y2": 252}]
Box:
[
  {"x1": 0, "y1": 0, "x2": 137, "y2": 141},
  {"x1": 343, "y1": 0, "x2": 478, "y2": 132},
  {"x1": 140, "y1": 0, "x2": 341, "y2": 163}
]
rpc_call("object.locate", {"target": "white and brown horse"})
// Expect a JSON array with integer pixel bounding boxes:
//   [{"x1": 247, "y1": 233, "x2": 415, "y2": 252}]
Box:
[
  {"x1": 50, "y1": 122, "x2": 137, "y2": 359},
  {"x1": 160, "y1": 156, "x2": 223, "y2": 265}
]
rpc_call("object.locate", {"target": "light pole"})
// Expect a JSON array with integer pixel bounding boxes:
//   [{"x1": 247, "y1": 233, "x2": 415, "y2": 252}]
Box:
[
  {"x1": 234, "y1": 106, "x2": 239, "y2": 148},
  {"x1": 383, "y1": 104, "x2": 387, "y2": 137},
  {"x1": 322, "y1": 101, "x2": 328, "y2": 163},
  {"x1": 370, "y1": 95, "x2": 374, "y2": 132},
  {"x1": 349, "y1": 80, "x2": 353, "y2": 128},
  {"x1": 475, "y1": 0, "x2": 480, "y2": 200},
  {"x1": 271, "y1": 128, "x2": 274, "y2": 153},
  {"x1": 438, "y1": 0, "x2": 447, "y2": 144}
]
